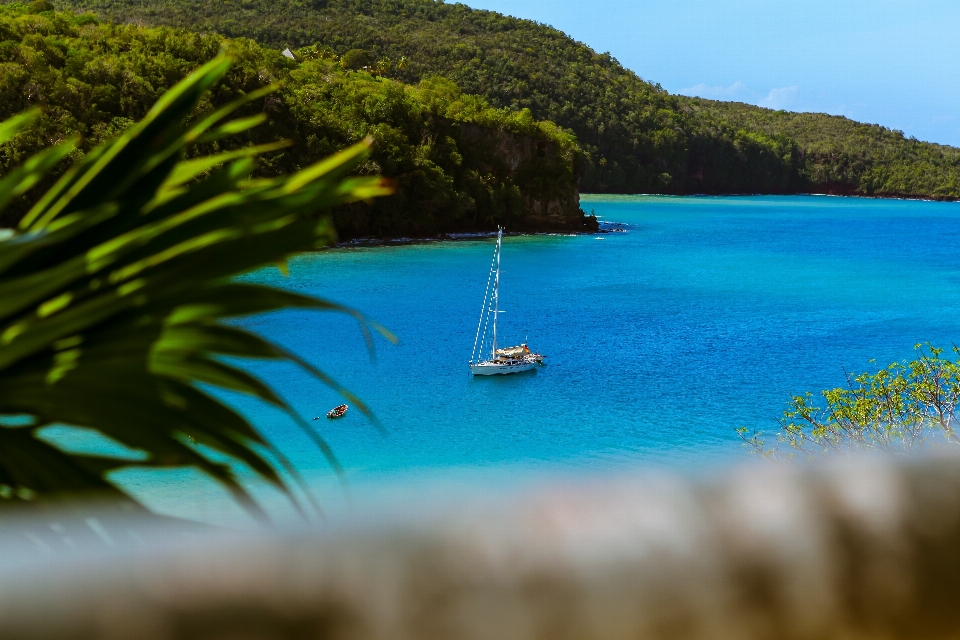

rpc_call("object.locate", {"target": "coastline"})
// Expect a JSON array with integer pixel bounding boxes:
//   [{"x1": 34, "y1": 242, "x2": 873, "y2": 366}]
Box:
[
  {"x1": 580, "y1": 191, "x2": 960, "y2": 203},
  {"x1": 331, "y1": 223, "x2": 625, "y2": 249},
  {"x1": 329, "y1": 188, "x2": 960, "y2": 249}
]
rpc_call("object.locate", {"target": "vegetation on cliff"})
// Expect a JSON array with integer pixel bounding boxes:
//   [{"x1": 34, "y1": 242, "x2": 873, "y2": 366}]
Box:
[
  {"x1": 0, "y1": 2, "x2": 585, "y2": 236},
  {"x1": 53, "y1": 0, "x2": 960, "y2": 199}
]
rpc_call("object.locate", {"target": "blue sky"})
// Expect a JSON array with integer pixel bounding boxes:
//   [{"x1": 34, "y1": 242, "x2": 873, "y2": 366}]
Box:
[{"x1": 460, "y1": 0, "x2": 960, "y2": 146}]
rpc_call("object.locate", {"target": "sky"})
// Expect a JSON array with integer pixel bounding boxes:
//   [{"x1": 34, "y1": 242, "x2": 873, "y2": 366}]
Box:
[{"x1": 459, "y1": 0, "x2": 960, "y2": 146}]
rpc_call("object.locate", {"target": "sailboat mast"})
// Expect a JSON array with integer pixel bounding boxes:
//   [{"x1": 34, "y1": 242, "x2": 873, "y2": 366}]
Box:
[
  {"x1": 470, "y1": 239, "x2": 498, "y2": 365},
  {"x1": 491, "y1": 227, "x2": 502, "y2": 359}
]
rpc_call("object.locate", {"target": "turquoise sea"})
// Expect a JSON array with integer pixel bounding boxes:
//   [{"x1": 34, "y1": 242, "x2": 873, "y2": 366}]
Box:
[{"x1": 105, "y1": 195, "x2": 960, "y2": 523}]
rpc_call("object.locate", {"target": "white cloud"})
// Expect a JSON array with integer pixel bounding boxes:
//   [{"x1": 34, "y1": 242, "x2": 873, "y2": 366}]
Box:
[
  {"x1": 677, "y1": 82, "x2": 801, "y2": 111},
  {"x1": 758, "y1": 86, "x2": 799, "y2": 110},
  {"x1": 678, "y1": 81, "x2": 754, "y2": 101}
]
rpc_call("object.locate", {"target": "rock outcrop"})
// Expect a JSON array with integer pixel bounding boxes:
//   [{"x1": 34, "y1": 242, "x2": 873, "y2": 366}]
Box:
[{"x1": 333, "y1": 120, "x2": 591, "y2": 240}]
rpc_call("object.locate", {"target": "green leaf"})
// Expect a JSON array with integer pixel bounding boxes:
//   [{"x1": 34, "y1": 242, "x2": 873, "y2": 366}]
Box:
[
  {"x1": 0, "y1": 141, "x2": 77, "y2": 214},
  {"x1": 162, "y1": 142, "x2": 291, "y2": 190},
  {"x1": 0, "y1": 109, "x2": 38, "y2": 146},
  {"x1": 0, "y1": 54, "x2": 394, "y2": 520}
]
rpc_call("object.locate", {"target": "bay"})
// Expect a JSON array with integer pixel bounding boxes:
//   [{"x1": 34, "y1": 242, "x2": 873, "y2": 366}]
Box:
[{"x1": 104, "y1": 195, "x2": 960, "y2": 523}]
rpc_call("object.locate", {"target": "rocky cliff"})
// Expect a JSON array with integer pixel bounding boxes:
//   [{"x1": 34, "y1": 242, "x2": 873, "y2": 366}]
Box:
[{"x1": 330, "y1": 119, "x2": 594, "y2": 240}]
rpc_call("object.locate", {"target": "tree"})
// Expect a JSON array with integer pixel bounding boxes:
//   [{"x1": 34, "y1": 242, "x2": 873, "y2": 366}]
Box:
[
  {"x1": 738, "y1": 344, "x2": 960, "y2": 459},
  {"x1": 0, "y1": 55, "x2": 395, "y2": 521},
  {"x1": 341, "y1": 48, "x2": 372, "y2": 70}
]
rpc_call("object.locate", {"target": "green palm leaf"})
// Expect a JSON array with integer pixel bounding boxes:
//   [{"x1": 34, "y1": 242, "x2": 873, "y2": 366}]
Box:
[{"x1": 0, "y1": 55, "x2": 395, "y2": 520}]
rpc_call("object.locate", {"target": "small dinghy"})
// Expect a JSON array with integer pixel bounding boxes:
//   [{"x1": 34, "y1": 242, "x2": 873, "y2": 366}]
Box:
[{"x1": 326, "y1": 404, "x2": 348, "y2": 419}]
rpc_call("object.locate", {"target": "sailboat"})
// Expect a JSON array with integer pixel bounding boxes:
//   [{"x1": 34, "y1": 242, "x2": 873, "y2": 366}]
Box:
[{"x1": 469, "y1": 228, "x2": 545, "y2": 376}]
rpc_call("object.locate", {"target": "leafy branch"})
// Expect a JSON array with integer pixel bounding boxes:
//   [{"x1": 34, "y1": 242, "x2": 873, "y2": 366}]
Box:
[
  {"x1": 738, "y1": 344, "x2": 960, "y2": 459},
  {"x1": 0, "y1": 54, "x2": 395, "y2": 521}
]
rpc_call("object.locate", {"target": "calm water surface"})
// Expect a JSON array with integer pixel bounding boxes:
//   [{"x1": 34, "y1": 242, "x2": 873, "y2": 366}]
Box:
[{"x1": 106, "y1": 195, "x2": 960, "y2": 522}]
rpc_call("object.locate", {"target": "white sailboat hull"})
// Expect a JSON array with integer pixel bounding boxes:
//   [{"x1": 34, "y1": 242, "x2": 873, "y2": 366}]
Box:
[{"x1": 469, "y1": 361, "x2": 537, "y2": 376}]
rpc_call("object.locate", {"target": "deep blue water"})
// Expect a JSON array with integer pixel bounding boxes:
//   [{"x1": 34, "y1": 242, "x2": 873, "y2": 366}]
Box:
[{"x1": 100, "y1": 195, "x2": 960, "y2": 522}]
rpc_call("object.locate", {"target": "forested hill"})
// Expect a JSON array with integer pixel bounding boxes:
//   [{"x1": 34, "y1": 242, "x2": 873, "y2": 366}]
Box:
[
  {"x1": 54, "y1": 0, "x2": 960, "y2": 199},
  {"x1": 0, "y1": 3, "x2": 588, "y2": 237}
]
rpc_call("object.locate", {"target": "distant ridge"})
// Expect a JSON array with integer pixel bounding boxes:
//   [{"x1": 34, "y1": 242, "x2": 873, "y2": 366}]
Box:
[{"x1": 53, "y1": 0, "x2": 960, "y2": 200}]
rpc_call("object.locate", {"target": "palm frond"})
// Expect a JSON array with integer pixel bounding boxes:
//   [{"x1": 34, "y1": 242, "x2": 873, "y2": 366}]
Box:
[{"x1": 0, "y1": 55, "x2": 394, "y2": 519}]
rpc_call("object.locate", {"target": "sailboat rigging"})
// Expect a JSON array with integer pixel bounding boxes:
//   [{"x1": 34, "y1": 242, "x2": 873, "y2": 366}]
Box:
[{"x1": 469, "y1": 228, "x2": 545, "y2": 376}]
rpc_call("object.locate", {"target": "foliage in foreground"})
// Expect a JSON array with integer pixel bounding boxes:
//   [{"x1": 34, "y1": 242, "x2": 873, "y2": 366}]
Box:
[
  {"x1": 739, "y1": 345, "x2": 960, "y2": 459},
  {"x1": 55, "y1": 0, "x2": 960, "y2": 199},
  {"x1": 0, "y1": 3, "x2": 582, "y2": 236},
  {"x1": 0, "y1": 54, "x2": 393, "y2": 519}
]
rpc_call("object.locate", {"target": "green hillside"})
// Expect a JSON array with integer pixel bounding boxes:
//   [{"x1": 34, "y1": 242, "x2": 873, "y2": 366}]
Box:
[
  {"x1": 693, "y1": 100, "x2": 960, "y2": 198},
  {"x1": 0, "y1": 2, "x2": 586, "y2": 236},
  {"x1": 53, "y1": 0, "x2": 960, "y2": 199}
]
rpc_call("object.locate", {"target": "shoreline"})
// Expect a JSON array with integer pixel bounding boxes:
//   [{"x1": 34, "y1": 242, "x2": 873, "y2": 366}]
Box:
[
  {"x1": 328, "y1": 187, "x2": 960, "y2": 249},
  {"x1": 580, "y1": 191, "x2": 960, "y2": 203},
  {"x1": 331, "y1": 223, "x2": 626, "y2": 249}
]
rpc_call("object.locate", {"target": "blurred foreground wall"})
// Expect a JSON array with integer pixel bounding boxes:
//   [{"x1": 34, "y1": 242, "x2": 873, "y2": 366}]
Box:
[{"x1": 4, "y1": 456, "x2": 960, "y2": 639}]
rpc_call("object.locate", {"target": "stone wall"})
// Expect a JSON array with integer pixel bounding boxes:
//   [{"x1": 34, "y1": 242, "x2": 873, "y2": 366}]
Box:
[{"x1": 5, "y1": 456, "x2": 959, "y2": 639}]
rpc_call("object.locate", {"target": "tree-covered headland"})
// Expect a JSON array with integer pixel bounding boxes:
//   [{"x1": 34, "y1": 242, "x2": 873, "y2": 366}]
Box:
[
  {"x1": 55, "y1": 0, "x2": 960, "y2": 200},
  {"x1": 0, "y1": 2, "x2": 589, "y2": 237}
]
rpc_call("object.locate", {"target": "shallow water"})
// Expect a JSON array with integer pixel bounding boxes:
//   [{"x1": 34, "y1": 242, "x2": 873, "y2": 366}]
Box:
[{"x1": 100, "y1": 195, "x2": 960, "y2": 523}]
